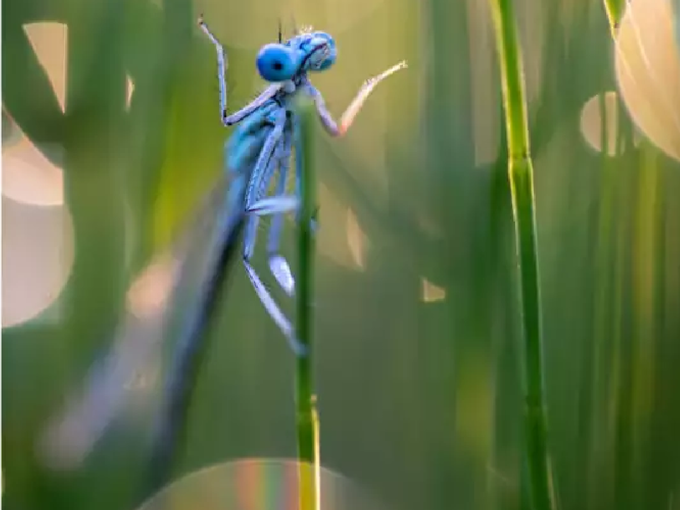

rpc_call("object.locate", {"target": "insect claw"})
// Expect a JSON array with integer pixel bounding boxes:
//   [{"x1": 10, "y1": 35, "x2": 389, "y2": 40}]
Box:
[
  {"x1": 290, "y1": 339, "x2": 308, "y2": 358},
  {"x1": 243, "y1": 260, "x2": 305, "y2": 356},
  {"x1": 269, "y1": 255, "x2": 295, "y2": 296},
  {"x1": 247, "y1": 196, "x2": 299, "y2": 216}
]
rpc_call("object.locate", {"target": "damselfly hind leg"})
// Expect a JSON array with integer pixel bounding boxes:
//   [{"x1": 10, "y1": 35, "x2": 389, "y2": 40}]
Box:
[
  {"x1": 241, "y1": 110, "x2": 306, "y2": 356},
  {"x1": 267, "y1": 129, "x2": 295, "y2": 296},
  {"x1": 245, "y1": 192, "x2": 306, "y2": 297},
  {"x1": 245, "y1": 125, "x2": 303, "y2": 298}
]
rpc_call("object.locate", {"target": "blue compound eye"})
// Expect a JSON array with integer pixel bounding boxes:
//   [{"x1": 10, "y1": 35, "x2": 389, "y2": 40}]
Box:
[
  {"x1": 310, "y1": 32, "x2": 336, "y2": 71},
  {"x1": 256, "y1": 44, "x2": 298, "y2": 82}
]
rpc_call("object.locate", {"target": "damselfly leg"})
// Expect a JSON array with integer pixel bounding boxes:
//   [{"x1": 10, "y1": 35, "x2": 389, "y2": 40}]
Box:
[
  {"x1": 306, "y1": 61, "x2": 408, "y2": 137},
  {"x1": 241, "y1": 110, "x2": 308, "y2": 355},
  {"x1": 199, "y1": 18, "x2": 301, "y2": 352},
  {"x1": 266, "y1": 129, "x2": 296, "y2": 296},
  {"x1": 199, "y1": 16, "x2": 284, "y2": 127}
]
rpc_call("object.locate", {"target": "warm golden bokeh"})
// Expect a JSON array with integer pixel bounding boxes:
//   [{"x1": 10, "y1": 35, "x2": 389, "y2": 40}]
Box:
[
  {"x1": 346, "y1": 208, "x2": 368, "y2": 270},
  {"x1": 616, "y1": 0, "x2": 680, "y2": 161},
  {"x1": 23, "y1": 23, "x2": 67, "y2": 112},
  {"x1": 2, "y1": 138, "x2": 65, "y2": 206},
  {"x1": 580, "y1": 91, "x2": 620, "y2": 156},
  {"x1": 126, "y1": 251, "x2": 180, "y2": 318},
  {"x1": 420, "y1": 278, "x2": 446, "y2": 303},
  {"x1": 2, "y1": 198, "x2": 74, "y2": 327},
  {"x1": 135, "y1": 459, "x2": 383, "y2": 510}
]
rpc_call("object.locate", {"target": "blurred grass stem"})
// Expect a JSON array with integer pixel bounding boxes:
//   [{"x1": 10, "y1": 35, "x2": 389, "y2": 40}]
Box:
[
  {"x1": 295, "y1": 98, "x2": 321, "y2": 510},
  {"x1": 487, "y1": 0, "x2": 557, "y2": 509},
  {"x1": 145, "y1": 200, "x2": 245, "y2": 496}
]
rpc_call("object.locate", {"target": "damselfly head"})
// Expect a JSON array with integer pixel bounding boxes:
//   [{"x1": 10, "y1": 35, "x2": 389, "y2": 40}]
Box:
[{"x1": 256, "y1": 30, "x2": 337, "y2": 82}]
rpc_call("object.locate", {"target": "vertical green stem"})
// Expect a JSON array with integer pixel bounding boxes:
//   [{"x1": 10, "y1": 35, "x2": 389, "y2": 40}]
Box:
[
  {"x1": 295, "y1": 98, "x2": 321, "y2": 510},
  {"x1": 486, "y1": 1, "x2": 557, "y2": 510}
]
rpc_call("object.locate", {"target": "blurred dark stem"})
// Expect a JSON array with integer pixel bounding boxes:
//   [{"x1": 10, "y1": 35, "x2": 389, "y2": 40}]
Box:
[
  {"x1": 487, "y1": 0, "x2": 558, "y2": 509},
  {"x1": 598, "y1": 12, "x2": 632, "y2": 509},
  {"x1": 143, "y1": 203, "x2": 245, "y2": 497},
  {"x1": 141, "y1": 0, "x2": 229, "y2": 498}
]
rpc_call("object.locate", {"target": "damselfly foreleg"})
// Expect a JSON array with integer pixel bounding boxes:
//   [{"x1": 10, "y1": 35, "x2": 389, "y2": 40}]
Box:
[
  {"x1": 197, "y1": 16, "x2": 228, "y2": 125},
  {"x1": 198, "y1": 16, "x2": 283, "y2": 126},
  {"x1": 307, "y1": 61, "x2": 407, "y2": 136}
]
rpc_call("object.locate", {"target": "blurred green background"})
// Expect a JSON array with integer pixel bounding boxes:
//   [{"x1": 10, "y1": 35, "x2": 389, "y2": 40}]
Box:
[{"x1": 3, "y1": 0, "x2": 680, "y2": 509}]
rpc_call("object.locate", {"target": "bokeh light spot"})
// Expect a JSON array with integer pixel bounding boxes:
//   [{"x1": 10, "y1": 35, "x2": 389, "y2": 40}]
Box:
[
  {"x1": 580, "y1": 91, "x2": 620, "y2": 156},
  {"x1": 2, "y1": 197, "x2": 75, "y2": 327},
  {"x1": 346, "y1": 208, "x2": 367, "y2": 270},
  {"x1": 2, "y1": 121, "x2": 65, "y2": 206},
  {"x1": 421, "y1": 278, "x2": 446, "y2": 303},
  {"x1": 126, "y1": 75, "x2": 135, "y2": 110},
  {"x1": 23, "y1": 22, "x2": 67, "y2": 113},
  {"x1": 134, "y1": 458, "x2": 387, "y2": 510},
  {"x1": 316, "y1": 183, "x2": 362, "y2": 270},
  {"x1": 4, "y1": 20, "x2": 68, "y2": 207},
  {"x1": 615, "y1": 0, "x2": 680, "y2": 161},
  {"x1": 126, "y1": 251, "x2": 179, "y2": 318}
]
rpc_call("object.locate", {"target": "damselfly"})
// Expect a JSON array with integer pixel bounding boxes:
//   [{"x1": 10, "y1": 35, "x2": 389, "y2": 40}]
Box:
[
  {"x1": 39, "y1": 16, "x2": 406, "y2": 478},
  {"x1": 197, "y1": 15, "x2": 406, "y2": 353}
]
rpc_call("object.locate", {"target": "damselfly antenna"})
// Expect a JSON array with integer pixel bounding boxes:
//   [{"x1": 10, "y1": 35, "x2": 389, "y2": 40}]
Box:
[{"x1": 278, "y1": 18, "x2": 282, "y2": 43}]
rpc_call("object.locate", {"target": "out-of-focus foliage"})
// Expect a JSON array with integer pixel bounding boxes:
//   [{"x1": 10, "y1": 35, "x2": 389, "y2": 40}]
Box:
[
  {"x1": 3, "y1": 0, "x2": 680, "y2": 510},
  {"x1": 675, "y1": 0, "x2": 680, "y2": 49}
]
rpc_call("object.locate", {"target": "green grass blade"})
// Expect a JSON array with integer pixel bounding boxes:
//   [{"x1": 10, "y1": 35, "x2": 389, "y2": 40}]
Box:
[
  {"x1": 295, "y1": 97, "x2": 321, "y2": 510},
  {"x1": 486, "y1": 1, "x2": 558, "y2": 509}
]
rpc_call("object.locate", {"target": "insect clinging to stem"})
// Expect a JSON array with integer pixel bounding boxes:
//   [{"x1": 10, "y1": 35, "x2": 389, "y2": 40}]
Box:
[
  {"x1": 37, "y1": 16, "x2": 407, "y2": 479},
  {"x1": 198, "y1": 15, "x2": 407, "y2": 354}
]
